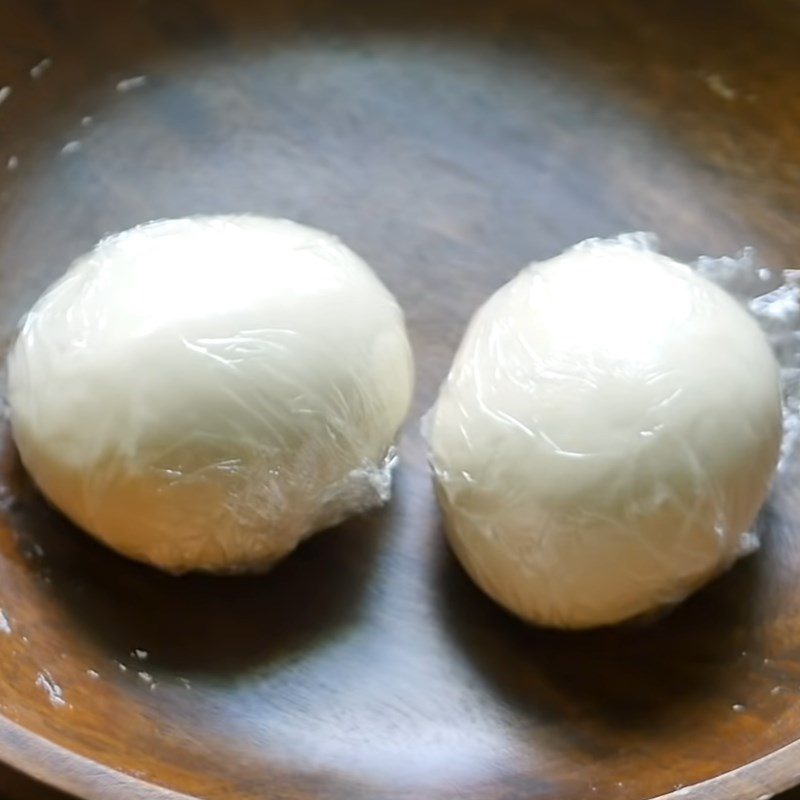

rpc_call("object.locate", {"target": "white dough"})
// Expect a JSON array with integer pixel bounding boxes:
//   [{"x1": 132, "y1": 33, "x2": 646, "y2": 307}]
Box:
[
  {"x1": 427, "y1": 237, "x2": 782, "y2": 629},
  {"x1": 9, "y1": 216, "x2": 414, "y2": 573}
]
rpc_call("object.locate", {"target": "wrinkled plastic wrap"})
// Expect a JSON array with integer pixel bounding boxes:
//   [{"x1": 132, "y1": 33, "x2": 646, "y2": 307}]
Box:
[
  {"x1": 8, "y1": 216, "x2": 414, "y2": 574},
  {"x1": 425, "y1": 233, "x2": 788, "y2": 629}
]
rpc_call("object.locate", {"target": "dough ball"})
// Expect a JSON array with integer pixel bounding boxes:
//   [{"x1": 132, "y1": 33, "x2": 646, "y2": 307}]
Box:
[
  {"x1": 427, "y1": 237, "x2": 782, "y2": 628},
  {"x1": 9, "y1": 216, "x2": 414, "y2": 573}
]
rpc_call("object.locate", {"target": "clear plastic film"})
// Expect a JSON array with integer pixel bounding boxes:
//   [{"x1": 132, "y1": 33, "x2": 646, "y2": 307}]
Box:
[
  {"x1": 7, "y1": 216, "x2": 414, "y2": 574},
  {"x1": 425, "y1": 233, "x2": 789, "y2": 629}
]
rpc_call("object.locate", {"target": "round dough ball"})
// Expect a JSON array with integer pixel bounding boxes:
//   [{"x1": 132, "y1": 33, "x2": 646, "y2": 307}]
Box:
[
  {"x1": 427, "y1": 238, "x2": 782, "y2": 629},
  {"x1": 9, "y1": 216, "x2": 414, "y2": 573}
]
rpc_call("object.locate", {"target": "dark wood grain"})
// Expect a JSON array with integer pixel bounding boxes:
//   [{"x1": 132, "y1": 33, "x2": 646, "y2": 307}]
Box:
[{"x1": 1, "y1": 0, "x2": 800, "y2": 798}]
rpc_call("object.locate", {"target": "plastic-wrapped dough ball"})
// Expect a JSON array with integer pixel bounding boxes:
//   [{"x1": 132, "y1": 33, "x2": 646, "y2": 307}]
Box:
[
  {"x1": 8, "y1": 216, "x2": 414, "y2": 574},
  {"x1": 426, "y1": 236, "x2": 782, "y2": 629}
]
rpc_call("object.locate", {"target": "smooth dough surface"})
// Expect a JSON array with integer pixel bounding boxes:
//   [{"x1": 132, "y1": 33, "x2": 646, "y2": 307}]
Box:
[
  {"x1": 427, "y1": 238, "x2": 782, "y2": 628},
  {"x1": 9, "y1": 216, "x2": 414, "y2": 573}
]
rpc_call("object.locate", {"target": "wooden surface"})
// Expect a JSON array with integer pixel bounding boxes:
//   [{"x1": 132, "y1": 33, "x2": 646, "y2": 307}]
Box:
[{"x1": 1, "y1": 0, "x2": 800, "y2": 798}]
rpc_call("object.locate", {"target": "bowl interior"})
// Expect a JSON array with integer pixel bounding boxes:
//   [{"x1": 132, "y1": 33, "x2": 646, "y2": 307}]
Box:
[{"x1": 1, "y1": 1, "x2": 800, "y2": 799}]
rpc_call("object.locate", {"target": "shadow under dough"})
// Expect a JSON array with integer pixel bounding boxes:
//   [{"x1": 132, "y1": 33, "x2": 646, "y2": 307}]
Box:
[
  {"x1": 433, "y1": 506, "x2": 773, "y2": 739},
  {"x1": 1, "y1": 428, "x2": 388, "y2": 678}
]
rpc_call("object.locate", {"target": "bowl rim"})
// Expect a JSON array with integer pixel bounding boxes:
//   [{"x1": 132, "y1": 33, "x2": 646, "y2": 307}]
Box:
[
  {"x1": 0, "y1": 715, "x2": 195, "y2": 800},
  {"x1": 0, "y1": 712, "x2": 798, "y2": 800}
]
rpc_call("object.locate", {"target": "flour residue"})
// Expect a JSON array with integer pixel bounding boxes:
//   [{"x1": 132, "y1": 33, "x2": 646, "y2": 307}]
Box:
[
  {"x1": 35, "y1": 670, "x2": 68, "y2": 708},
  {"x1": 116, "y1": 76, "x2": 148, "y2": 93},
  {"x1": 703, "y1": 72, "x2": 737, "y2": 101},
  {"x1": 30, "y1": 58, "x2": 53, "y2": 80}
]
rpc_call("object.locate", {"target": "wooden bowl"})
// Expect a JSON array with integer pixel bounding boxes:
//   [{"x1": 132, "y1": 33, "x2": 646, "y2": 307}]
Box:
[{"x1": 2, "y1": 1, "x2": 800, "y2": 799}]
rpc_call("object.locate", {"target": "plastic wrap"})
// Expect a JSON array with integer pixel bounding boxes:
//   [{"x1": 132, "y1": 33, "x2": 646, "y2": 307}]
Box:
[
  {"x1": 425, "y1": 234, "x2": 786, "y2": 629},
  {"x1": 8, "y1": 216, "x2": 414, "y2": 574}
]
